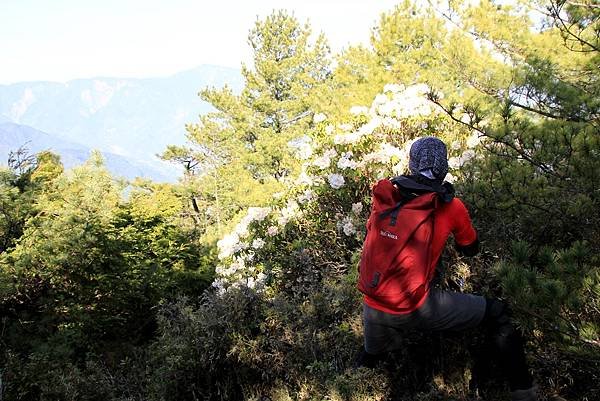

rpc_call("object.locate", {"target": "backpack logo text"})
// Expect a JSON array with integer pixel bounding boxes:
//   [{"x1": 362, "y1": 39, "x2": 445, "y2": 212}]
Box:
[{"x1": 380, "y1": 230, "x2": 398, "y2": 240}]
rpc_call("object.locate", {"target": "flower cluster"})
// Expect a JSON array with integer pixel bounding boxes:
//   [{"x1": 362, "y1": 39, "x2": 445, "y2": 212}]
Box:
[
  {"x1": 335, "y1": 201, "x2": 366, "y2": 237},
  {"x1": 327, "y1": 173, "x2": 345, "y2": 189},
  {"x1": 313, "y1": 149, "x2": 338, "y2": 169},
  {"x1": 337, "y1": 152, "x2": 358, "y2": 170},
  {"x1": 334, "y1": 117, "x2": 381, "y2": 145},
  {"x1": 289, "y1": 135, "x2": 313, "y2": 160},
  {"x1": 374, "y1": 83, "x2": 439, "y2": 119},
  {"x1": 448, "y1": 131, "x2": 484, "y2": 171},
  {"x1": 211, "y1": 83, "x2": 456, "y2": 295},
  {"x1": 216, "y1": 206, "x2": 271, "y2": 259}
]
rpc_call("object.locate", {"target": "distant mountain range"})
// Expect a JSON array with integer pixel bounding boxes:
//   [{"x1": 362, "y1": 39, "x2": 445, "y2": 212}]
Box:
[
  {"x1": 0, "y1": 122, "x2": 176, "y2": 182},
  {"x1": 0, "y1": 65, "x2": 244, "y2": 182}
]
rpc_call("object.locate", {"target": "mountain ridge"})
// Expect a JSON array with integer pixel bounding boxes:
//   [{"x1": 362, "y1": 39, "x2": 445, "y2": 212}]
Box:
[
  {"x1": 0, "y1": 122, "x2": 177, "y2": 182},
  {"x1": 0, "y1": 64, "x2": 243, "y2": 181}
]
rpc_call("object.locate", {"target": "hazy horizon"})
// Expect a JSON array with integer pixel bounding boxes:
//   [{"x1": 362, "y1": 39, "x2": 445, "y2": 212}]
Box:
[
  {"x1": 1, "y1": 0, "x2": 402, "y2": 85},
  {"x1": 0, "y1": 63, "x2": 242, "y2": 86}
]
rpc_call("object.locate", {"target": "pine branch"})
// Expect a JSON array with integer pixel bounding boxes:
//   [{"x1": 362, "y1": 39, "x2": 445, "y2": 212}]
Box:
[
  {"x1": 549, "y1": 2, "x2": 600, "y2": 53},
  {"x1": 281, "y1": 110, "x2": 311, "y2": 126},
  {"x1": 516, "y1": 304, "x2": 600, "y2": 348},
  {"x1": 507, "y1": 99, "x2": 576, "y2": 121},
  {"x1": 426, "y1": 94, "x2": 487, "y2": 137},
  {"x1": 565, "y1": 0, "x2": 600, "y2": 9},
  {"x1": 428, "y1": 94, "x2": 567, "y2": 180}
]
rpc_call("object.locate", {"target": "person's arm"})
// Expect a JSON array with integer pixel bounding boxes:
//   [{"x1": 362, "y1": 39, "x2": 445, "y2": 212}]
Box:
[{"x1": 451, "y1": 198, "x2": 480, "y2": 257}]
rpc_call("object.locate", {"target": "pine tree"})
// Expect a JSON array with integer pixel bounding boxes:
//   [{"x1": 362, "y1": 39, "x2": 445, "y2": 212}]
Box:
[
  {"x1": 201, "y1": 10, "x2": 331, "y2": 183},
  {"x1": 164, "y1": 10, "x2": 332, "y2": 238}
]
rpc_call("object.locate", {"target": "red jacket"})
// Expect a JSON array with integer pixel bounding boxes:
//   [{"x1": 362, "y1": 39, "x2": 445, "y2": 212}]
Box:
[{"x1": 359, "y1": 179, "x2": 477, "y2": 314}]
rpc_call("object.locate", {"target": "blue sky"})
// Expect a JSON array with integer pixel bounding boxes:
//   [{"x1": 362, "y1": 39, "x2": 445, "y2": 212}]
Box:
[{"x1": 1, "y1": 0, "x2": 401, "y2": 84}]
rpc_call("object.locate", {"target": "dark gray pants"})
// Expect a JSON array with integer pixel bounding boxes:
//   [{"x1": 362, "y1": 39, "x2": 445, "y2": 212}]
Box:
[
  {"x1": 363, "y1": 289, "x2": 533, "y2": 392},
  {"x1": 364, "y1": 289, "x2": 486, "y2": 354}
]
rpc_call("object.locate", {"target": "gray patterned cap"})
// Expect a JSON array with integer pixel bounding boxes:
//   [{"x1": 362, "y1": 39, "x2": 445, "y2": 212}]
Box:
[{"x1": 409, "y1": 137, "x2": 448, "y2": 181}]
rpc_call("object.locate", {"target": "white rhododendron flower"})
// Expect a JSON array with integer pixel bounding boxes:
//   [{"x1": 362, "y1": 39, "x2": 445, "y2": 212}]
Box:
[
  {"x1": 460, "y1": 113, "x2": 471, "y2": 124},
  {"x1": 406, "y1": 83, "x2": 429, "y2": 96},
  {"x1": 359, "y1": 143, "x2": 403, "y2": 167},
  {"x1": 298, "y1": 189, "x2": 315, "y2": 203},
  {"x1": 392, "y1": 160, "x2": 409, "y2": 176},
  {"x1": 334, "y1": 131, "x2": 362, "y2": 145},
  {"x1": 334, "y1": 117, "x2": 381, "y2": 145},
  {"x1": 313, "y1": 113, "x2": 327, "y2": 123},
  {"x1": 382, "y1": 116, "x2": 402, "y2": 130},
  {"x1": 234, "y1": 223, "x2": 250, "y2": 238},
  {"x1": 448, "y1": 156, "x2": 461, "y2": 169},
  {"x1": 460, "y1": 150, "x2": 476, "y2": 165},
  {"x1": 219, "y1": 207, "x2": 269, "y2": 259},
  {"x1": 278, "y1": 200, "x2": 300, "y2": 226},
  {"x1": 390, "y1": 97, "x2": 433, "y2": 118},
  {"x1": 234, "y1": 207, "x2": 271, "y2": 237},
  {"x1": 313, "y1": 148, "x2": 337, "y2": 169},
  {"x1": 359, "y1": 152, "x2": 381, "y2": 166},
  {"x1": 343, "y1": 221, "x2": 356, "y2": 236},
  {"x1": 313, "y1": 155, "x2": 331, "y2": 169},
  {"x1": 217, "y1": 232, "x2": 246, "y2": 259},
  {"x1": 350, "y1": 105, "x2": 369, "y2": 115},
  {"x1": 466, "y1": 133, "x2": 481, "y2": 148},
  {"x1": 380, "y1": 143, "x2": 404, "y2": 160},
  {"x1": 338, "y1": 123, "x2": 353, "y2": 132},
  {"x1": 373, "y1": 94, "x2": 388, "y2": 105},
  {"x1": 383, "y1": 83, "x2": 404, "y2": 93},
  {"x1": 328, "y1": 173, "x2": 345, "y2": 189},
  {"x1": 295, "y1": 169, "x2": 315, "y2": 186},
  {"x1": 229, "y1": 257, "x2": 245, "y2": 273},
  {"x1": 247, "y1": 273, "x2": 267, "y2": 290},
  {"x1": 217, "y1": 257, "x2": 246, "y2": 278},
  {"x1": 342, "y1": 216, "x2": 356, "y2": 236},
  {"x1": 267, "y1": 226, "x2": 279, "y2": 236},
  {"x1": 372, "y1": 83, "x2": 437, "y2": 119},
  {"x1": 358, "y1": 117, "x2": 381, "y2": 135},
  {"x1": 324, "y1": 148, "x2": 337, "y2": 158},
  {"x1": 325, "y1": 125, "x2": 334, "y2": 135},
  {"x1": 377, "y1": 101, "x2": 396, "y2": 117},
  {"x1": 352, "y1": 202, "x2": 363, "y2": 215},
  {"x1": 212, "y1": 278, "x2": 227, "y2": 295},
  {"x1": 449, "y1": 150, "x2": 476, "y2": 169},
  {"x1": 246, "y1": 207, "x2": 271, "y2": 222},
  {"x1": 289, "y1": 136, "x2": 313, "y2": 160},
  {"x1": 337, "y1": 152, "x2": 358, "y2": 170},
  {"x1": 252, "y1": 238, "x2": 266, "y2": 249},
  {"x1": 391, "y1": 139, "x2": 416, "y2": 175}
]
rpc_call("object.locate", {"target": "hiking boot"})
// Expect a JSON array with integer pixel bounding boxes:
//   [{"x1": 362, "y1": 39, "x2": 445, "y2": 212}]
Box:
[
  {"x1": 511, "y1": 386, "x2": 537, "y2": 401},
  {"x1": 352, "y1": 346, "x2": 384, "y2": 368}
]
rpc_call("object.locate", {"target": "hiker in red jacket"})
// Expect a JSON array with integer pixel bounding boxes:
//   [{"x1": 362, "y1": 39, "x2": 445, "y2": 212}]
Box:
[{"x1": 356, "y1": 137, "x2": 538, "y2": 401}]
